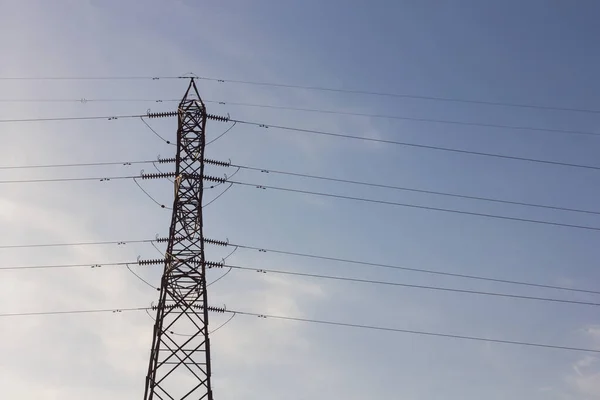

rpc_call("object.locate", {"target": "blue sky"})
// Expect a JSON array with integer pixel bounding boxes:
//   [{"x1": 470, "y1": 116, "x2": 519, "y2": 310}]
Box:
[{"x1": 2, "y1": 0, "x2": 600, "y2": 399}]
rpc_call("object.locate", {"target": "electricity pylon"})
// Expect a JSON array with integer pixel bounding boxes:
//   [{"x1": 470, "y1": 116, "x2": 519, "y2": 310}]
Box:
[{"x1": 143, "y1": 79, "x2": 215, "y2": 400}]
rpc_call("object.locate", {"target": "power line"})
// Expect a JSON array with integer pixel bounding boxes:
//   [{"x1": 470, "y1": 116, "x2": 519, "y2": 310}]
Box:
[
  {"x1": 213, "y1": 101, "x2": 600, "y2": 138},
  {"x1": 0, "y1": 74, "x2": 600, "y2": 114},
  {"x1": 227, "y1": 179, "x2": 600, "y2": 233},
  {"x1": 3, "y1": 158, "x2": 600, "y2": 217},
  {"x1": 0, "y1": 98, "x2": 179, "y2": 103},
  {"x1": 3, "y1": 74, "x2": 598, "y2": 114},
  {"x1": 195, "y1": 76, "x2": 600, "y2": 115},
  {"x1": 206, "y1": 121, "x2": 237, "y2": 146},
  {"x1": 3, "y1": 171, "x2": 600, "y2": 233},
  {"x1": 0, "y1": 238, "x2": 154, "y2": 249},
  {"x1": 0, "y1": 113, "x2": 152, "y2": 123},
  {"x1": 0, "y1": 261, "x2": 129, "y2": 270},
  {"x1": 223, "y1": 264, "x2": 600, "y2": 308},
  {"x1": 234, "y1": 164, "x2": 600, "y2": 217},
  {"x1": 2, "y1": 237, "x2": 599, "y2": 296},
  {"x1": 0, "y1": 172, "x2": 228, "y2": 209},
  {"x1": 133, "y1": 176, "x2": 171, "y2": 209},
  {"x1": 2, "y1": 304, "x2": 599, "y2": 354},
  {"x1": 222, "y1": 241, "x2": 600, "y2": 296},
  {"x1": 4, "y1": 109, "x2": 600, "y2": 173},
  {"x1": 3, "y1": 97, "x2": 600, "y2": 138},
  {"x1": 230, "y1": 309, "x2": 600, "y2": 354},
  {"x1": 0, "y1": 159, "x2": 151, "y2": 170},
  {"x1": 139, "y1": 117, "x2": 175, "y2": 145},
  {"x1": 231, "y1": 118, "x2": 600, "y2": 172},
  {"x1": 0, "y1": 307, "x2": 149, "y2": 318},
  {"x1": 0, "y1": 76, "x2": 184, "y2": 81},
  {"x1": 126, "y1": 264, "x2": 159, "y2": 291},
  {"x1": 0, "y1": 175, "x2": 137, "y2": 184},
  {"x1": 3, "y1": 257, "x2": 599, "y2": 308}
]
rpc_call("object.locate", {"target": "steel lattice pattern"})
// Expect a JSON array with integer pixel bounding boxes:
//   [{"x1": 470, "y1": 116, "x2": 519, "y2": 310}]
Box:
[{"x1": 143, "y1": 80, "x2": 214, "y2": 400}]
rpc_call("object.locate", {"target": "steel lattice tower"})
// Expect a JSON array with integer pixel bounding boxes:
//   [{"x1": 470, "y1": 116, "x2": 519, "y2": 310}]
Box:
[{"x1": 144, "y1": 79, "x2": 214, "y2": 400}]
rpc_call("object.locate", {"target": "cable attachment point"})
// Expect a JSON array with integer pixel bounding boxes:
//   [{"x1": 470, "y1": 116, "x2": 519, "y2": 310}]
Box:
[
  {"x1": 179, "y1": 72, "x2": 198, "y2": 79},
  {"x1": 204, "y1": 238, "x2": 229, "y2": 247},
  {"x1": 204, "y1": 305, "x2": 226, "y2": 313},
  {"x1": 151, "y1": 303, "x2": 178, "y2": 311},
  {"x1": 138, "y1": 258, "x2": 166, "y2": 266},
  {"x1": 204, "y1": 175, "x2": 227, "y2": 184},
  {"x1": 141, "y1": 172, "x2": 177, "y2": 180},
  {"x1": 205, "y1": 260, "x2": 225, "y2": 269},
  {"x1": 206, "y1": 113, "x2": 230, "y2": 122},
  {"x1": 154, "y1": 235, "x2": 185, "y2": 243},
  {"x1": 157, "y1": 157, "x2": 177, "y2": 164},
  {"x1": 204, "y1": 158, "x2": 231, "y2": 167},
  {"x1": 155, "y1": 235, "x2": 168, "y2": 243},
  {"x1": 147, "y1": 110, "x2": 178, "y2": 119}
]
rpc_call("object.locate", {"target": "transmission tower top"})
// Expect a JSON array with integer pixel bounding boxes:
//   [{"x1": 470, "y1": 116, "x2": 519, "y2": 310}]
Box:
[{"x1": 181, "y1": 78, "x2": 205, "y2": 108}]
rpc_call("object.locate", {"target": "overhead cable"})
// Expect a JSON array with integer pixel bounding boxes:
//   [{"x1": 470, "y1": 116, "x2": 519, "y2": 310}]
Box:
[
  {"x1": 233, "y1": 164, "x2": 600, "y2": 217},
  {"x1": 3, "y1": 110, "x2": 600, "y2": 173},
  {"x1": 208, "y1": 239, "x2": 600, "y2": 296},
  {"x1": 219, "y1": 263, "x2": 600, "y2": 308},
  {"x1": 3, "y1": 257, "x2": 597, "y2": 307},
  {"x1": 195, "y1": 76, "x2": 600, "y2": 115},
  {"x1": 229, "y1": 309, "x2": 600, "y2": 354},
  {"x1": 0, "y1": 239, "x2": 153, "y2": 249},
  {"x1": 2, "y1": 74, "x2": 599, "y2": 114},
  {"x1": 230, "y1": 118, "x2": 600, "y2": 172},
  {"x1": 2, "y1": 238, "x2": 599, "y2": 296},
  {"x1": 226, "y1": 179, "x2": 600, "y2": 233},
  {"x1": 2, "y1": 157, "x2": 600, "y2": 216},
  {"x1": 1, "y1": 304, "x2": 599, "y2": 354},
  {"x1": 3, "y1": 172, "x2": 600, "y2": 233},
  {"x1": 3, "y1": 97, "x2": 600, "y2": 138}
]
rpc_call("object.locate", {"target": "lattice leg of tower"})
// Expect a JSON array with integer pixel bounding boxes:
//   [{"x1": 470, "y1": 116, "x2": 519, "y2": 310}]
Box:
[{"x1": 143, "y1": 79, "x2": 214, "y2": 400}]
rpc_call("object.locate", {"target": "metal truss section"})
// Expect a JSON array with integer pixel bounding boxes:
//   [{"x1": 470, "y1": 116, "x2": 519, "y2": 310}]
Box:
[{"x1": 143, "y1": 79, "x2": 214, "y2": 400}]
